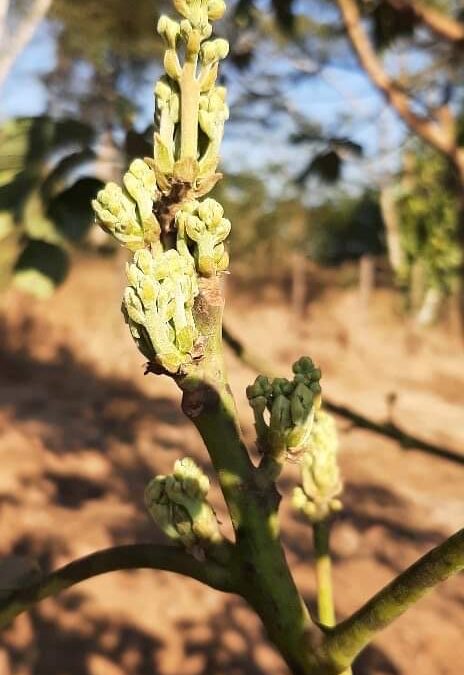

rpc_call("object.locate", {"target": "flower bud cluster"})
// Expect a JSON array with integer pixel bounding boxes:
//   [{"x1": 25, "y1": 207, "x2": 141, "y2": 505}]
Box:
[
  {"x1": 123, "y1": 248, "x2": 199, "y2": 373},
  {"x1": 176, "y1": 197, "x2": 230, "y2": 276},
  {"x1": 145, "y1": 457, "x2": 223, "y2": 556},
  {"x1": 155, "y1": 0, "x2": 229, "y2": 187},
  {"x1": 246, "y1": 357, "x2": 322, "y2": 460},
  {"x1": 92, "y1": 159, "x2": 160, "y2": 251},
  {"x1": 292, "y1": 411, "x2": 343, "y2": 523},
  {"x1": 173, "y1": 1, "x2": 226, "y2": 30},
  {"x1": 92, "y1": 1, "x2": 231, "y2": 374}
]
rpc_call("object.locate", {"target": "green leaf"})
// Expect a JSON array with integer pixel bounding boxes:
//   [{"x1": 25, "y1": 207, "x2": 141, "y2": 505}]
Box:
[
  {"x1": 0, "y1": 171, "x2": 34, "y2": 213},
  {"x1": 23, "y1": 192, "x2": 64, "y2": 246},
  {"x1": 41, "y1": 149, "x2": 96, "y2": 201},
  {"x1": 47, "y1": 177, "x2": 103, "y2": 243},
  {"x1": 124, "y1": 125, "x2": 153, "y2": 162},
  {"x1": 14, "y1": 240, "x2": 70, "y2": 298},
  {"x1": 0, "y1": 230, "x2": 21, "y2": 291},
  {"x1": 0, "y1": 212, "x2": 15, "y2": 240},
  {"x1": 53, "y1": 118, "x2": 95, "y2": 148}
]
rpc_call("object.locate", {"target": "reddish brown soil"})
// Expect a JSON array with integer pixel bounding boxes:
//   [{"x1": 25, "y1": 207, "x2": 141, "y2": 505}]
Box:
[{"x1": 0, "y1": 256, "x2": 463, "y2": 675}]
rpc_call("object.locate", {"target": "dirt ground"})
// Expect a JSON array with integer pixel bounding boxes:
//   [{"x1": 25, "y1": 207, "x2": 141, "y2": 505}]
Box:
[{"x1": 0, "y1": 256, "x2": 463, "y2": 675}]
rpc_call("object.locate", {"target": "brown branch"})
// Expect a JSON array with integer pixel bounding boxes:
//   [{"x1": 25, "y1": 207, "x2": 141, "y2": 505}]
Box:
[
  {"x1": 385, "y1": 0, "x2": 464, "y2": 44},
  {"x1": 335, "y1": 0, "x2": 455, "y2": 157},
  {"x1": 222, "y1": 322, "x2": 464, "y2": 466},
  {"x1": 0, "y1": 544, "x2": 236, "y2": 630},
  {"x1": 0, "y1": 0, "x2": 52, "y2": 92}
]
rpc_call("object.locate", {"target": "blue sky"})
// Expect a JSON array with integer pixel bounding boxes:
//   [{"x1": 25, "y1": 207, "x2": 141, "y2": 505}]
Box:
[{"x1": 1, "y1": 12, "x2": 408, "y2": 200}]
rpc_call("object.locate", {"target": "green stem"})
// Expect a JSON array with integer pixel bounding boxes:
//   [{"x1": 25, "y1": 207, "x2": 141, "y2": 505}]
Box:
[
  {"x1": 321, "y1": 528, "x2": 464, "y2": 672},
  {"x1": 180, "y1": 59, "x2": 200, "y2": 160},
  {"x1": 0, "y1": 543, "x2": 236, "y2": 630},
  {"x1": 313, "y1": 520, "x2": 335, "y2": 627},
  {"x1": 178, "y1": 278, "x2": 323, "y2": 675}
]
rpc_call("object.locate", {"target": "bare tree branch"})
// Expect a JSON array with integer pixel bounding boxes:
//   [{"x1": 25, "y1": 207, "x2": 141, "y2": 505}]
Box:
[
  {"x1": 0, "y1": 0, "x2": 10, "y2": 36},
  {"x1": 0, "y1": 0, "x2": 52, "y2": 92},
  {"x1": 323, "y1": 528, "x2": 464, "y2": 670},
  {"x1": 0, "y1": 544, "x2": 236, "y2": 630},
  {"x1": 335, "y1": 0, "x2": 456, "y2": 157},
  {"x1": 222, "y1": 323, "x2": 464, "y2": 466}
]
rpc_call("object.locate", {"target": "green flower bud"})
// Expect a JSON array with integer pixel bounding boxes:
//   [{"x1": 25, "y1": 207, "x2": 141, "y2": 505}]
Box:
[
  {"x1": 92, "y1": 160, "x2": 161, "y2": 250},
  {"x1": 293, "y1": 411, "x2": 343, "y2": 523},
  {"x1": 123, "y1": 248, "x2": 199, "y2": 373},
  {"x1": 173, "y1": 0, "x2": 209, "y2": 28},
  {"x1": 246, "y1": 375, "x2": 273, "y2": 451},
  {"x1": 246, "y1": 374, "x2": 272, "y2": 402},
  {"x1": 145, "y1": 457, "x2": 223, "y2": 554},
  {"x1": 175, "y1": 198, "x2": 230, "y2": 277},
  {"x1": 208, "y1": 0, "x2": 226, "y2": 21},
  {"x1": 246, "y1": 359, "x2": 323, "y2": 461},
  {"x1": 122, "y1": 160, "x2": 160, "y2": 244},
  {"x1": 164, "y1": 49, "x2": 182, "y2": 81},
  {"x1": 155, "y1": 78, "x2": 180, "y2": 123},
  {"x1": 199, "y1": 62, "x2": 219, "y2": 93},
  {"x1": 92, "y1": 182, "x2": 144, "y2": 251},
  {"x1": 201, "y1": 38, "x2": 229, "y2": 65},
  {"x1": 197, "y1": 198, "x2": 223, "y2": 226},
  {"x1": 270, "y1": 394, "x2": 292, "y2": 432},
  {"x1": 157, "y1": 15, "x2": 181, "y2": 48}
]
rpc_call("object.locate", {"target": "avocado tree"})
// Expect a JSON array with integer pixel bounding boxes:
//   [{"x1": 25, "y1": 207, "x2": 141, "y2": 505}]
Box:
[{"x1": 0, "y1": 3, "x2": 462, "y2": 674}]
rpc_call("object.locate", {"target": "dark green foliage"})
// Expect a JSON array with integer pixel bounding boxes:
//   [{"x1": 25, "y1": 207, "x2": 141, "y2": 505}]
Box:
[
  {"x1": 271, "y1": 0, "x2": 296, "y2": 33},
  {"x1": 50, "y1": 0, "x2": 167, "y2": 69},
  {"x1": 309, "y1": 191, "x2": 385, "y2": 265},
  {"x1": 299, "y1": 150, "x2": 342, "y2": 184},
  {"x1": 47, "y1": 177, "x2": 103, "y2": 243},
  {"x1": 370, "y1": 0, "x2": 416, "y2": 49},
  {"x1": 396, "y1": 147, "x2": 460, "y2": 294},
  {"x1": 292, "y1": 135, "x2": 363, "y2": 186},
  {"x1": 0, "y1": 116, "x2": 102, "y2": 296},
  {"x1": 14, "y1": 241, "x2": 70, "y2": 298}
]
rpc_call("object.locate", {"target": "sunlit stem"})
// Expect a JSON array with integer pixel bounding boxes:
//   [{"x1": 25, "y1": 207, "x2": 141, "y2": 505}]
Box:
[
  {"x1": 313, "y1": 520, "x2": 335, "y2": 627},
  {"x1": 180, "y1": 58, "x2": 200, "y2": 160},
  {"x1": 159, "y1": 108, "x2": 175, "y2": 148},
  {"x1": 313, "y1": 520, "x2": 353, "y2": 674}
]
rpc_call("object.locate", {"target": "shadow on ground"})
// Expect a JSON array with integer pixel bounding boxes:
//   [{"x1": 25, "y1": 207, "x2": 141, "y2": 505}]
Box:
[{"x1": 0, "y1": 315, "x2": 460, "y2": 675}]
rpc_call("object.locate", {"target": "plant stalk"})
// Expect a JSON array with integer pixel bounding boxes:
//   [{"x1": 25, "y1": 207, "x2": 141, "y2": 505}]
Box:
[
  {"x1": 313, "y1": 520, "x2": 335, "y2": 628},
  {"x1": 180, "y1": 59, "x2": 200, "y2": 160},
  {"x1": 0, "y1": 544, "x2": 235, "y2": 630}
]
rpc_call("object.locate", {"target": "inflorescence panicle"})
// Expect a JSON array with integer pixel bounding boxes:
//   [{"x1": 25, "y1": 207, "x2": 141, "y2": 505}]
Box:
[
  {"x1": 145, "y1": 457, "x2": 223, "y2": 558},
  {"x1": 292, "y1": 410, "x2": 343, "y2": 523},
  {"x1": 92, "y1": 0, "x2": 230, "y2": 375},
  {"x1": 246, "y1": 357, "x2": 323, "y2": 462}
]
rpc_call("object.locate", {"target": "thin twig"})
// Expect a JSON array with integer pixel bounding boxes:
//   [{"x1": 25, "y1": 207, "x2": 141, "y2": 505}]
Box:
[
  {"x1": 383, "y1": 0, "x2": 464, "y2": 44},
  {"x1": 322, "y1": 528, "x2": 464, "y2": 670},
  {"x1": 335, "y1": 0, "x2": 455, "y2": 157},
  {"x1": 0, "y1": 543, "x2": 235, "y2": 630},
  {"x1": 222, "y1": 323, "x2": 464, "y2": 466},
  {"x1": 0, "y1": 0, "x2": 52, "y2": 92}
]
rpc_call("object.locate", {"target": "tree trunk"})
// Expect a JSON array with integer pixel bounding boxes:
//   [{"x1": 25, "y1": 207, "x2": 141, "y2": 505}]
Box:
[
  {"x1": 0, "y1": 0, "x2": 52, "y2": 92},
  {"x1": 359, "y1": 254, "x2": 375, "y2": 312},
  {"x1": 450, "y1": 151, "x2": 464, "y2": 339},
  {"x1": 291, "y1": 251, "x2": 307, "y2": 320},
  {"x1": 380, "y1": 184, "x2": 404, "y2": 275}
]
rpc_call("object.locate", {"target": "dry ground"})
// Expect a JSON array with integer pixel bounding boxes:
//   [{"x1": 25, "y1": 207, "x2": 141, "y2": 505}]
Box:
[{"x1": 0, "y1": 256, "x2": 463, "y2": 675}]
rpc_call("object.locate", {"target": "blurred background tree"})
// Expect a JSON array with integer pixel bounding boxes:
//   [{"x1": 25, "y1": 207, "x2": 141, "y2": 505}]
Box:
[{"x1": 0, "y1": 0, "x2": 463, "y2": 327}]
